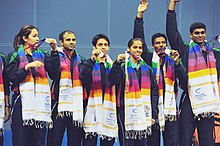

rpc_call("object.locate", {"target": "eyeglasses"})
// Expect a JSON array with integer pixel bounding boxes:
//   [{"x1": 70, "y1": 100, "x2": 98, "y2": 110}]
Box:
[{"x1": 193, "y1": 31, "x2": 206, "y2": 35}]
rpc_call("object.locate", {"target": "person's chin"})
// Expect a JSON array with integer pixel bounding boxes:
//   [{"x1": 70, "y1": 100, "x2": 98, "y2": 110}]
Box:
[
  {"x1": 195, "y1": 39, "x2": 205, "y2": 43},
  {"x1": 65, "y1": 48, "x2": 74, "y2": 51},
  {"x1": 195, "y1": 41, "x2": 204, "y2": 45},
  {"x1": 136, "y1": 55, "x2": 141, "y2": 58},
  {"x1": 158, "y1": 53, "x2": 166, "y2": 57}
]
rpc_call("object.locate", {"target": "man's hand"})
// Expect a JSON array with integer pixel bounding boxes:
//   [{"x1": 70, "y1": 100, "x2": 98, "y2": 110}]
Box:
[
  {"x1": 217, "y1": 35, "x2": 220, "y2": 43},
  {"x1": 170, "y1": 50, "x2": 180, "y2": 65},
  {"x1": 151, "y1": 119, "x2": 156, "y2": 125},
  {"x1": 117, "y1": 54, "x2": 126, "y2": 63},
  {"x1": 137, "y1": 1, "x2": 148, "y2": 18},
  {"x1": 91, "y1": 49, "x2": 101, "y2": 61},
  {"x1": 45, "y1": 38, "x2": 57, "y2": 51},
  {"x1": 169, "y1": 0, "x2": 181, "y2": 11}
]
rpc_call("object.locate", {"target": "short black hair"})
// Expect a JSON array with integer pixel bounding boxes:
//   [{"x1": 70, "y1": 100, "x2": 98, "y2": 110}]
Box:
[
  {"x1": 127, "y1": 38, "x2": 144, "y2": 48},
  {"x1": 59, "y1": 30, "x2": 75, "y2": 41},
  {"x1": 92, "y1": 33, "x2": 110, "y2": 46},
  {"x1": 190, "y1": 22, "x2": 206, "y2": 33},
  {"x1": 151, "y1": 33, "x2": 167, "y2": 45}
]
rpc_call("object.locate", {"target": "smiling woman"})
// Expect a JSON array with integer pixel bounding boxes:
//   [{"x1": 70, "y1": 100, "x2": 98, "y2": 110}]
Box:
[
  {"x1": 108, "y1": 38, "x2": 159, "y2": 146},
  {"x1": 6, "y1": 24, "x2": 56, "y2": 146}
]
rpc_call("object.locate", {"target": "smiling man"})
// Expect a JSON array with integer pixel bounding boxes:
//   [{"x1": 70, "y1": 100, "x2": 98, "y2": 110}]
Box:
[
  {"x1": 81, "y1": 34, "x2": 117, "y2": 146},
  {"x1": 132, "y1": 2, "x2": 183, "y2": 146},
  {"x1": 166, "y1": 0, "x2": 220, "y2": 146},
  {"x1": 46, "y1": 30, "x2": 85, "y2": 146}
]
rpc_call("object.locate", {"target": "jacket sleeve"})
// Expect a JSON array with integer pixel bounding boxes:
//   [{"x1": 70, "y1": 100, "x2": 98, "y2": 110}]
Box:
[
  {"x1": 133, "y1": 17, "x2": 147, "y2": 49},
  {"x1": 133, "y1": 17, "x2": 152, "y2": 66},
  {"x1": 175, "y1": 63, "x2": 188, "y2": 90},
  {"x1": 6, "y1": 52, "x2": 29, "y2": 84},
  {"x1": 166, "y1": 10, "x2": 186, "y2": 57},
  {"x1": 44, "y1": 51, "x2": 61, "y2": 81},
  {"x1": 1, "y1": 54, "x2": 10, "y2": 96},
  {"x1": 80, "y1": 58, "x2": 95, "y2": 86},
  {"x1": 149, "y1": 67, "x2": 159, "y2": 121},
  {"x1": 213, "y1": 48, "x2": 220, "y2": 79},
  {"x1": 108, "y1": 61, "x2": 124, "y2": 86}
]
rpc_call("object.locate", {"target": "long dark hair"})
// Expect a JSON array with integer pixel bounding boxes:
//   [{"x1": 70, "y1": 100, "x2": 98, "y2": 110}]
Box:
[{"x1": 13, "y1": 25, "x2": 38, "y2": 50}]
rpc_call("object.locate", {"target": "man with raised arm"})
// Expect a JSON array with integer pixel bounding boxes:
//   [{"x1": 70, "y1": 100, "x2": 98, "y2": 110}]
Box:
[
  {"x1": 133, "y1": 1, "x2": 183, "y2": 145},
  {"x1": 166, "y1": 0, "x2": 220, "y2": 146}
]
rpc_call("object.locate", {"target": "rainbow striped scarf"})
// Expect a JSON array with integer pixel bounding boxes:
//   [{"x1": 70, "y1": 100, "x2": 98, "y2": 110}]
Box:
[
  {"x1": 0, "y1": 56, "x2": 4, "y2": 130},
  {"x1": 84, "y1": 55, "x2": 118, "y2": 139},
  {"x1": 58, "y1": 50, "x2": 83, "y2": 126},
  {"x1": 124, "y1": 56, "x2": 152, "y2": 139},
  {"x1": 152, "y1": 51, "x2": 176, "y2": 130},
  {"x1": 188, "y1": 40, "x2": 220, "y2": 117},
  {"x1": 18, "y1": 46, "x2": 51, "y2": 127}
]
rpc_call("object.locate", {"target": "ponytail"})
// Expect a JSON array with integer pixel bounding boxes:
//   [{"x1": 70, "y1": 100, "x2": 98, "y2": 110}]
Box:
[
  {"x1": 13, "y1": 25, "x2": 38, "y2": 50},
  {"x1": 13, "y1": 33, "x2": 21, "y2": 50}
]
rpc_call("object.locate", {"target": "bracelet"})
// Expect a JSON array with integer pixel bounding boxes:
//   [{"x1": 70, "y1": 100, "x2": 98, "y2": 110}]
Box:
[{"x1": 5, "y1": 103, "x2": 11, "y2": 108}]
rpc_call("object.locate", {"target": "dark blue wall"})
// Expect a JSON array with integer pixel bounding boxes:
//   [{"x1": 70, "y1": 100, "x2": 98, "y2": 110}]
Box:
[{"x1": 0, "y1": 0, "x2": 220, "y2": 59}]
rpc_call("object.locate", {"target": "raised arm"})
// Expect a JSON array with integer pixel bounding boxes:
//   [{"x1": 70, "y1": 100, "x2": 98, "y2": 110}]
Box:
[
  {"x1": 166, "y1": 0, "x2": 186, "y2": 57},
  {"x1": 133, "y1": 2, "x2": 148, "y2": 49},
  {"x1": 133, "y1": 1, "x2": 153, "y2": 65}
]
